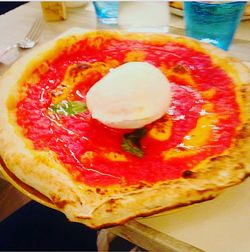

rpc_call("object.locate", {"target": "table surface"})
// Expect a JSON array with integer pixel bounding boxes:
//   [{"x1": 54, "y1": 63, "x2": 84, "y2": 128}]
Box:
[{"x1": 0, "y1": 2, "x2": 250, "y2": 252}]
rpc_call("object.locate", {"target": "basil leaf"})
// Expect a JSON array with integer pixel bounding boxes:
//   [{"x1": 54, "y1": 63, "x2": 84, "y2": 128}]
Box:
[
  {"x1": 121, "y1": 138, "x2": 144, "y2": 158},
  {"x1": 50, "y1": 101, "x2": 87, "y2": 116},
  {"x1": 121, "y1": 128, "x2": 147, "y2": 158}
]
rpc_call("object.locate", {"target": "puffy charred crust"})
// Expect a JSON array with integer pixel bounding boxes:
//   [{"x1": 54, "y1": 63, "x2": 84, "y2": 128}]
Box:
[
  {"x1": 51, "y1": 196, "x2": 70, "y2": 209},
  {"x1": 237, "y1": 125, "x2": 250, "y2": 140},
  {"x1": 0, "y1": 29, "x2": 250, "y2": 228},
  {"x1": 182, "y1": 170, "x2": 195, "y2": 178}
]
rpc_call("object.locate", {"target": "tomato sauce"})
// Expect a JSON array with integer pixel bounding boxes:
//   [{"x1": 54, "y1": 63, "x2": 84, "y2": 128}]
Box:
[{"x1": 16, "y1": 36, "x2": 240, "y2": 186}]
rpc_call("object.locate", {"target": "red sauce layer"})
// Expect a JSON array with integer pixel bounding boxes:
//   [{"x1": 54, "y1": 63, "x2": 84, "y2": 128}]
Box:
[{"x1": 16, "y1": 36, "x2": 240, "y2": 187}]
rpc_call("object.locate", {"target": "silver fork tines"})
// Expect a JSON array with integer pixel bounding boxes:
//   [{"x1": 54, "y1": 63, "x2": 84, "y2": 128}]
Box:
[
  {"x1": 0, "y1": 17, "x2": 43, "y2": 64},
  {"x1": 19, "y1": 17, "x2": 43, "y2": 48}
]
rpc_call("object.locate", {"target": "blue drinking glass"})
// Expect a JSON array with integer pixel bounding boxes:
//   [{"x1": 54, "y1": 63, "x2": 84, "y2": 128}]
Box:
[
  {"x1": 184, "y1": 1, "x2": 247, "y2": 50},
  {"x1": 93, "y1": 1, "x2": 119, "y2": 25}
]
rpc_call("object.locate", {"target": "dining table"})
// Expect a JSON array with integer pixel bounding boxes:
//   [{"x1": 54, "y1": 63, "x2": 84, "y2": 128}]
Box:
[{"x1": 0, "y1": 2, "x2": 250, "y2": 252}]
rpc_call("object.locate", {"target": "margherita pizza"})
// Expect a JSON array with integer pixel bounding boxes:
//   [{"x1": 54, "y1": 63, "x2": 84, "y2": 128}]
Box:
[{"x1": 0, "y1": 29, "x2": 250, "y2": 228}]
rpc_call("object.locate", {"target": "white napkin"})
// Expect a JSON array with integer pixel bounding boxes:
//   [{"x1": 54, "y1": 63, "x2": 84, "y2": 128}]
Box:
[{"x1": 0, "y1": 45, "x2": 20, "y2": 65}]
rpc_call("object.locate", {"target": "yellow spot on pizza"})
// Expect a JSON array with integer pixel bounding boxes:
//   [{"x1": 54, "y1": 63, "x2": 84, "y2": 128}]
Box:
[
  {"x1": 185, "y1": 114, "x2": 217, "y2": 147},
  {"x1": 160, "y1": 64, "x2": 197, "y2": 88},
  {"x1": 201, "y1": 88, "x2": 216, "y2": 100},
  {"x1": 202, "y1": 102, "x2": 214, "y2": 112},
  {"x1": 26, "y1": 73, "x2": 40, "y2": 86},
  {"x1": 162, "y1": 113, "x2": 218, "y2": 160},
  {"x1": 163, "y1": 148, "x2": 197, "y2": 160},
  {"x1": 124, "y1": 51, "x2": 146, "y2": 62},
  {"x1": 38, "y1": 62, "x2": 50, "y2": 75},
  {"x1": 51, "y1": 62, "x2": 109, "y2": 104},
  {"x1": 80, "y1": 151, "x2": 96, "y2": 162},
  {"x1": 87, "y1": 35, "x2": 108, "y2": 50},
  {"x1": 104, "y1": 152, "x2": 127, "y2": 162},
  {"x1": 105, "y1": 58, "x2": 120, "y2": 68},
  {"x1": 149, "y1": 117, "x2": 173, "y2": 141}
]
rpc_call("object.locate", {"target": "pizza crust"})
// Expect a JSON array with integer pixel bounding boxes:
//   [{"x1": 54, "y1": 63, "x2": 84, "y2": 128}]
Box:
[{"x1": 0, "y1": 30, "x2": 250, "y2": 228}]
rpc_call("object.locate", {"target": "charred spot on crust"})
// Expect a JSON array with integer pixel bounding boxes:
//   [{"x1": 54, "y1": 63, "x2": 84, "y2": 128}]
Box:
[
  {"x1": 237, "y1": 125, "x2": 250, "y2": 139},
  {"x1": 108, "y1": 199, "x2": 116, "y2": 204},
  {"x1": 95, "y1": 188, "x2": 108, "y2": 195},
  {"x1": 51, "y1": 196, "x2": 68, "y2": 209},
  {"x1": 240, "y1": 87, "x2": 247, "y2": 100},
  {"x1": 182, "y1": 170, "x2": 195, "y2": 178},
  {"x1": 132, "y1": 181, "x2": 150, "y2": 190},
  {"x1": 210, "y1": 155, "x2": 230, "y2": 162},
  {"x1": 105, "y1": 198, "x2": 120, "y2": 213},
  {"x1": 134, "y1": 184, "x2": 145, "y2": 190},
  {"x1": 235, "y1": 162, "x2": 245, "y2": 170}
]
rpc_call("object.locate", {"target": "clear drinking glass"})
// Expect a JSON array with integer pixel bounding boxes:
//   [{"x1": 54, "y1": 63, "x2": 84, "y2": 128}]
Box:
[
  {"x1": 184, "y1": 1, "x2": 247, "y2": 50},
  {"x1": 93, "y1": 1, "x2": 119, "y2": 25},
  {"x1": 118, "y1": 2, "x2": 170, "y2": 33}
]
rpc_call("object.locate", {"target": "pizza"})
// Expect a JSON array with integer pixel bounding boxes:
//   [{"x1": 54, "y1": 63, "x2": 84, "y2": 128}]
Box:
[{"x1": 0, "y1": 29, "x2": 250, "y2": 228}]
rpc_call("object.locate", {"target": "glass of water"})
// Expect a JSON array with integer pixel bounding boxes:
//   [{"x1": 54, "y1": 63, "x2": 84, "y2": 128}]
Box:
[
  {"x1": 93, "y1": 1, "x2": 119, "y2": 25},
  {"x1": 184, "y1": 1, "x2": 247, "y2": 50},
  {"x1": 118, "y1": 2, "x2": 170, "y2": 33}
]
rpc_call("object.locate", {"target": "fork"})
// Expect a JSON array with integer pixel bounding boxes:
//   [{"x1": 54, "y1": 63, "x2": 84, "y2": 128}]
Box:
[{"x1": 0, "y1": 17, "x2": 43, "y2": 64}]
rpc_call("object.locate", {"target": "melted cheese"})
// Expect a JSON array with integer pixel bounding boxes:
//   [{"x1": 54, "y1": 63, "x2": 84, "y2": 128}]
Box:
[
  {"x1": 149, "y1": 117, "x2": 172, "y2": 141},
  {"x1": 86, "y1": 62, "x2": 172, "y2": 129},
  {"x1": 104, "y1": 152, "x2": 127, "y2": 162},
  {"x1": 163, "y1": 112, "x2": 218, "y2": 160}
]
